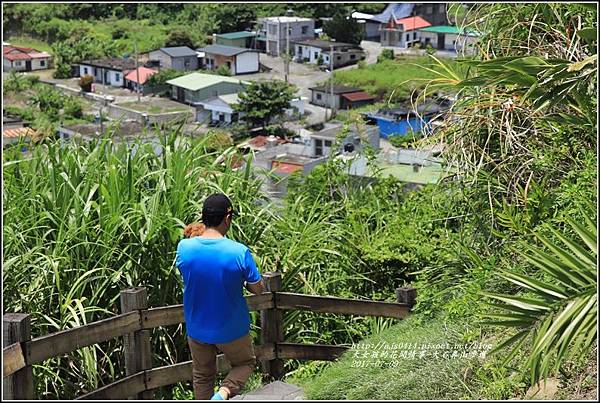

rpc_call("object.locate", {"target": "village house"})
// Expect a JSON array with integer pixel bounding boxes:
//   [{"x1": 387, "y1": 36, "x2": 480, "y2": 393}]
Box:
[
  {"x1": 78, "y1": 58, "x2": 137, "y2": 87},
  {"x1": 309, "y1": 85, "x2": 375, "y2": 110},
  {"x1": 260, "y1": 16, "x2": 315, "y2": 56},
  {"x1": 417, "y1": 25, "x2": 479, "y2": 52},
  {"x1": 380, "y1": 15, "x2": 432, "y2": 48},
  {"x1": 166, "y1": 72, "x2": 248, "y2": 121},
  {"x1": 292, "y1": 39, "x2": 365, "y2": 68},
  {"x1": 213, "y1": 31, "x2": 258, "y2": 49},
  {"x1": 148, "y1": 46, "x2": 199, "y2": 71},
  {"x1": 124, "y1": 66, "x2": 158, "y2": 94},
  {"x1": 196, "y1": 44, "x2": 260, "y2": 75},
  {"x1": 195, "y1": 93, "x2": 305, "y2": 125},
  {"x1": 352, "y1": 3, "x2": 447, "y2": 41},
  {"x1": 3, "y1": 45, "x2": 52, "y2": 72}
]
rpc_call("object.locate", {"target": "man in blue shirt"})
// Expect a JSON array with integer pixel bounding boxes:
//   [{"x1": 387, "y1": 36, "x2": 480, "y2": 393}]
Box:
[{"x1": 176, "y1": 194, "x2": 264, "y2": 400}]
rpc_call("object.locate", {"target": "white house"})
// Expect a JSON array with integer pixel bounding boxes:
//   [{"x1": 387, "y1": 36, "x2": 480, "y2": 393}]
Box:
[
  {"x1": 292, "y1": 39, "x2": 365, "y2": 68},
  {"x1": 417, "y1": 25, "x2": 479, "y2": 53},
  {"x1": 3, "y1": 45, "x2": 52, "y2": 72},
  {"x1": 196, "y1": 45, "x2": 260, "y2": 75},
  {"x1": 195, "y1": 94, "x2": 305, "y2": 125},
  {"x1": 78, "y1": 58, "x2": 137, "y2": 88}
]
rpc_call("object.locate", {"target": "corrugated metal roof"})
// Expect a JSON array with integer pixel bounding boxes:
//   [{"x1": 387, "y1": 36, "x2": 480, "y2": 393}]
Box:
[
  {"x1": 166, "y1": 72, "x2": 248, "y2": 91},
  {"x1": 309, "y1": 85, "x2": 363, "y2": 94},
  {"x1": 419, "y1": 25, "x2": 479, "y2": 36},
  {"x1": 159, "y1": 46, "x2": 197, "y2": 58},
  {"x1": 3, "y1": 127, "x2": 36, "y2": 138},
  {"x1": 341, "y1": 91, "x2": 376, "y2": 102},
  {"x1": 124, "y1": 66, "x2": 157, "y2": 85},
  {"x1": 197, "y1": 44, "x2": 257, "y2": 57},
  {"x1": 395, "y1": 16, "x2": 432, "y2": 31},
  {"x1": 217, "y1": 31, "x2": 256, "y2": 40}
]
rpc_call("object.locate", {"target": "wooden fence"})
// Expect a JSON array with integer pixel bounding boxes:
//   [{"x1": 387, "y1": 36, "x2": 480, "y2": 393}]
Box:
[{"x1": 2, "y1": 272, "x2": 416, "y2": 400}]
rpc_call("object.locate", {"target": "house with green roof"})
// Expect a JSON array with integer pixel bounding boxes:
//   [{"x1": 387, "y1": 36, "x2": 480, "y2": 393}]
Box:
[
  {"x1": 213, "y1": 31, "x2": 259, "y2": 49},
  {"x1": 417, "y1": 25, "x2": 479, "y2": 53},
  {"x1": 166, "y1": 72, "x2": 250, "y2": 122}
]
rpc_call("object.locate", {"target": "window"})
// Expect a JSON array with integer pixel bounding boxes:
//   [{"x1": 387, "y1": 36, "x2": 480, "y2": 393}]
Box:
[
  {"x1": 84, "y1": 67, "x2": 88, "y2": 75},
  {"x1": 268, "y1": 24, "x2": 277, "y2": 35},
  {"x1": 324, "y1": 140, "x2": 332, "y2": 147},
  {"x1": 226, "y1": 61, "x2": 231, "y2": 69},
  {"x1": 213, "y1": 90, "x2": 219, "y2": 96},
  {"x1": 315, "y1": 139, "x2": 323, "y2": 156},
  {"x1": 316, "y1": 93, "x2": 322, "y2": 100},
  {"x1": 406, "y1": 33, "x2": 410, "y2": 41},
  {"x1": 15, "y1": 61, "x2": 22, "y2": 66},
  {"x1": 439, "y1": 4, "x2": 445, "y2": 13},
  {"x1": 425, "y1": 37, "x2": 431, "y2": 44},
  {"x1": 350, "y1": 54, "x2": 356, "y2": 59},
  {"x1": 115, "y1": 73, "x2": 120, "y2": 82},
  {"x1": 413, "y1": 32, "x2": 417, "y2": 39},
  {"x1": 426, "y1": 6, "x2": 433, "y2": 14},
  {"x1": 184, "y1": 58, "x2": 190, "y2": 67},
  {"x1": 40, "y1": 60, "x2": 45, "y2": 67},
  {"x1": 301, "y1": 25, "x2": 308, "y2": 35},
  {"x1": 337, "y1": 56, "x2": 341, "y2": 60}
]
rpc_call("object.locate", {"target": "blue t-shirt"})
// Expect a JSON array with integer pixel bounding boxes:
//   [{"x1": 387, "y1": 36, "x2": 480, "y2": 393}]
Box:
[{"x1": 176, "y1": 237, "x2": 262, "y2": 344}]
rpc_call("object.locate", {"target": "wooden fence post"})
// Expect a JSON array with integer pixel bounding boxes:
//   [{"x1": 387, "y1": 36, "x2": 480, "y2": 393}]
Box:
[
  {"x1": 260, "y1": 272, "x2": 285, "y2": 380},
  {"x1": 395, "y1": 286, "x2": 417, "y2": 310},
  {"x1": 3, "y1": 313, "x2": 34, "y2": 400},
  {"x1": 120, "y1": 287, "x2": 153, "y2": 400}
]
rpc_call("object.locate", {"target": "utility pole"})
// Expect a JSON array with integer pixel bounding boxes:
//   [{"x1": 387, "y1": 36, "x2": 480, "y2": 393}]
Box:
[
  {"x1": 329, "y1": 40, "x2": 335, "y2": 119},
  {"x1": 134, "y1": 40, "x2": 140, "y2": 102}
]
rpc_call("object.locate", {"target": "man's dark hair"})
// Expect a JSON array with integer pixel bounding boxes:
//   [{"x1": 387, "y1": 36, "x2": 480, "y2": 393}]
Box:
[
  {"x1": 201, "y1": 193, "x2": 234, "y2": 228},
  {"x1": 201, "y1": 213, "x2": 227, "y2": 228}
]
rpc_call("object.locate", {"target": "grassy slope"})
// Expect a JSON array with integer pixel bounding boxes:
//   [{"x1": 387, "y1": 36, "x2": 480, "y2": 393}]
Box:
[
  {"x1": 289, "y1": 315, "x2": 481, "y2": 400},
  {"x1": 333, "y1": 57, "x2": 450, "y2": 101}
]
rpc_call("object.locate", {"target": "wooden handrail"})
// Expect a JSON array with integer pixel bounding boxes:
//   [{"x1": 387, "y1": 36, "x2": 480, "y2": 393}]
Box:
[
  {"x1": 25, "y1": 311, "x2": 141, "y2": 365},
  {"x1": 4, "y1": 282, "x2": 416, "y2": 400},
  {"x1": 3, "y1": 343, "x2": 26, "y2": 378},
  {"x1": 276, "y1": 292, "x2": 410, "y2": 319}
]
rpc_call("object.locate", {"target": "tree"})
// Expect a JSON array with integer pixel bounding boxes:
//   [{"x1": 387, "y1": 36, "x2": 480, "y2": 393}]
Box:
[
  {"x1": 233, "y1": 80, "x2": 297, "y2": 130},
  {"x1": 323, "y1": 12, "x2": 364, "y2": 45},
  {"x1": 165, "y1": 28, "x2": 195, "y2": 48}
]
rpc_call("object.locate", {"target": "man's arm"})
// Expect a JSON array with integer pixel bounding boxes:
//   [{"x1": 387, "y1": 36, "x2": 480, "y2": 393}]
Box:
[{"x1": 245, "y1": 278, "x2": 265, "y2": 295}]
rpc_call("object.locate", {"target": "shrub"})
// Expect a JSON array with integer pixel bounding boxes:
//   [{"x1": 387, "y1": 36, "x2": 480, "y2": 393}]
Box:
[
  {"x1": 78, "y1": 75, "x2": 94, "y2": 92},
  {"x1": 215, "y1": 64, "x2": 232, "y2": 76},
  {"x1": 377, "y1": 48, "x2": 395, "y2": 62},
  {"x1": 388, "y1": 131, "x2": 423, "y2": 148},
  {"x1": 111, "y1": 26, "x2": 127, "y2": 40},
  {"x1": 425, "y1": 44, "x2": 437, "y2": 55},
  {"x1": 316, "y1": 54, "x2": 324, "y2": 66}
]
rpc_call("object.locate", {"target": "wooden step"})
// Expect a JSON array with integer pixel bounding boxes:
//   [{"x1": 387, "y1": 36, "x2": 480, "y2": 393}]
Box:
[{"x1": 232, "y1": 381, "x2": 304, "y2": 400}]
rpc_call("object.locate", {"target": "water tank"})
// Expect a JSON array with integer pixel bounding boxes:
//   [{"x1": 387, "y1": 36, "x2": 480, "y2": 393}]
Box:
[{"x1": 266, "y1": 135, "x2": 278, "y2": 149}]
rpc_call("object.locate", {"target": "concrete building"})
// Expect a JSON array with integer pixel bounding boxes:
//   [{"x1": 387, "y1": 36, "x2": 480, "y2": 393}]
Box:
[
  {"x1": 380, "y1": 15, "x2": 432, "y2": 48},
  {"x1": 148, "y1": 46, "x2": 199, "y2": 71},
  {"x1": 78, "y1": 58, "x2": 137, "y2": 87},
  {"x1": 292, "y1": 39, "x2": 365, "y2": 68},
  {"x1": 309, "y1": 85, "x2": 375, "y2": 110},
  {"x1": 417, "y1": 25, "x2": 479, "y2": 53},
  {"x1": 197, "y1": 45, "x2": 260, "y2": 75},
  {"x1": 3, "y1": 45, "x2": 52, "y2": 72},
  {"x1": 260, "y1": 16, "x2": 315, "y2": 56},
  {"x1": 213, "y1": 31, "x2": 257, "y2": 49},
  {"x1": 124, "y1": 66, "x2": 158, "y2": 94}
]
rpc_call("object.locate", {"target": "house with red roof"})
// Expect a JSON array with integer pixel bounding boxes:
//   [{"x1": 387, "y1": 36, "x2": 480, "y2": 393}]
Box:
[
  {"x1": 3, "y1": 45, "x2": 52, "y2": 72},
  {"x1": 380, "y1": 15, "x2": 432, "y2": 48},
  {"x1": 124, "y1": 66, "x2": 158, "y2": 94}
]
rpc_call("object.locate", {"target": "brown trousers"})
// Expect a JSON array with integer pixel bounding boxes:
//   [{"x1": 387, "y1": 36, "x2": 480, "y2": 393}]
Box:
[{"x1": 187, "y1": 333, "x2": 256, "y2": 400}]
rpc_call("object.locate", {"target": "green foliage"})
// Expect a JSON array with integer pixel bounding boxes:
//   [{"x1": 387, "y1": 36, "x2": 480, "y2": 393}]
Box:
[
  {"x1": 387, "y1": 131, "x2": 423, "y2": 148},
  {"x1": 146, "y1": 68, "x2": 186, "y2": 88},
  {"x1": 165, "y1": 28, "x2": 196, "y2": 48},
  {"x1": 377, "y1": 48, "x2": 395, "y2": 62},
  {"x1": 233, "y1": 80, "x2": 297, "y2": 129},
  {"x1": 323, "y1": 12, "x2": 364, "y2": 45},
  {"x1": 202, "y1": 129, "x2": 234, "y2": 151},
  {"x1": 215, "y1": 64, "x2": 232, "y2": 76},
  {"x1": 334, "y1": 57, "x2": 450, "y2": 102},
  {"x1": 482, "y1": 208, "x2": 597, "y2": 385},
  {"x1": 316, "y1": 54, "x2": 324, "y2": 66}
]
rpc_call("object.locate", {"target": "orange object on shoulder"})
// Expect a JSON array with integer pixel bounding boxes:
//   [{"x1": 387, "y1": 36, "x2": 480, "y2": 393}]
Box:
[{"x1": 183, "y1": 222, "x2": 206, "y2": 238}]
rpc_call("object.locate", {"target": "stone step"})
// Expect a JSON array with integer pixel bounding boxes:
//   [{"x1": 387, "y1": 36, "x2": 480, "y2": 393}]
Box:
[{"x1": 232, "y1": 381, "x2": 304, "y2": 400}]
